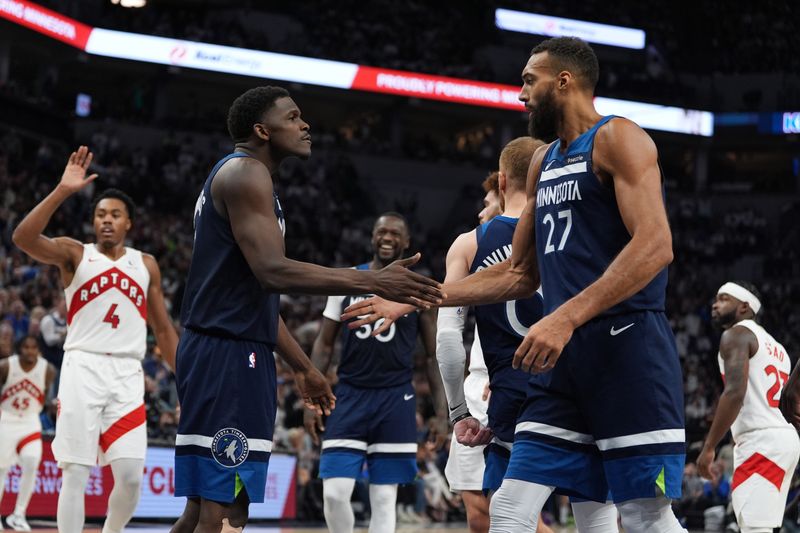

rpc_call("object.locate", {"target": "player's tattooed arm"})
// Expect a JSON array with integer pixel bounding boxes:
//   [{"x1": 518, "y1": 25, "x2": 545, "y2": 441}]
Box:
[
  {"x1": 12, "y1": 146, "x2": 92, "y2": 282},
  {"x1": 143, "y1": 254, "x2": 178, "y2": 371},
  {"x1": 698, "y1": 325, "x2": 755, "y2": 478},
  {"x1": 219, "y1": 158, "x2": 442, "y2": 305},
  {"x1": 276, "y1": 317, "x2": 336, "y2": 424}
]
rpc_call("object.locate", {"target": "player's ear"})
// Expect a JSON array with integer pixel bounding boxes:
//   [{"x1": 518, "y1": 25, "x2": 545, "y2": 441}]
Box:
[
  {"x1": 498, "y1": 172, "x2": 507, "y2": 193},
  {"x1": 558, "y1": 70, "x2": 571, "y2": 90},
  {"x1": 253, "y1": 122, "x2": 270, "y2": 142}
]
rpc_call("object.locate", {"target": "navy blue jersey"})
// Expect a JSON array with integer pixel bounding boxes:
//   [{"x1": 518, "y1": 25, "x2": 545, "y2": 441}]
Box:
[
  {"x1": 470, "y1": 216, "x2": 544, "y2": 388},
  {"x1": 180, "y1": 152, "x2": 285, "y2": 346},
  {"x1": 534, "y1": 116, "x2": 667, "y2": 316},
  {"x1": 323, "y1": 264, "x2": 419, "y2": 388}
]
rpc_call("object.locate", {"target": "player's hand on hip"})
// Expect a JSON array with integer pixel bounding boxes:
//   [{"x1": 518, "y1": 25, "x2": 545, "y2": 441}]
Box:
[
  {"x1": 454, "y1": 417, "x2": 493, "y2": 447},
  {"x1": 780, "y1": 369, "x2": 800, "y2": 430},
  {"x1": 374, "y1": 253, "x2": 444, "y2": 306},
  {"x1": 294, "y1": 367, "x2": 336, "y2": 418},
  {"x1": 303, "y1": 408, "x2": 325, "y2": 446},
  {"x1": 697, "y1": 445, "x2": 715, "y2": 479},
  {"x1": 341, "y1": 296, "x2": 415, "y2": 335},
  {"x1": 513, "y1": 311, "x2": 575, "y2": 374},
  {"x1": 57, "y1": 146, "x2": 99, "y2": 194}
]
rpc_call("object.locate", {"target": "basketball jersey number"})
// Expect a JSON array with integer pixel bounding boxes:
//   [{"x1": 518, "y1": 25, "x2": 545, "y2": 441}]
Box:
[
  {"x1": 354, "y1": 318, "x2": 396, "y2": 343},
  {"x1": 542, "y1": 209, "x2": 573, "y2": 254},
  {"x1": 103, "y1": 303, "x2": 121, "y2": 329},
  {"x1": 765, "y1": 365, "x2": 790, "y2": 408},
  {"x1": 12, "y1": 396, "x2": 30, "y2": 411}
]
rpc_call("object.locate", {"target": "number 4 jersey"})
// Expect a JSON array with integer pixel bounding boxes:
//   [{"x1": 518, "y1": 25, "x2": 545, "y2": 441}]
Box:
[
  {"x1": 63, "y1": 243, "x2": 150, "y2": 359},
  {"x1": 322, "y1": 263, "x2": 420, "y2": 389},
  {"x1": 718, "y1": 319, "x2": 794, "y2": 440}
]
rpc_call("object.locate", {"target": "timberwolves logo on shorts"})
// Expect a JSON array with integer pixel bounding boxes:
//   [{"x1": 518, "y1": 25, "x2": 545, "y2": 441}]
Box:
[{"x1": 211, "y1": 428, "x2": 249, "y2": 467}]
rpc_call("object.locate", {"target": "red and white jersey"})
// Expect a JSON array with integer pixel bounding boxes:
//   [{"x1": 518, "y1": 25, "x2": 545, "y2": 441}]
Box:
[
  {"x1": 1, "y1": 355, "x2": 47, "y2": 421},
  {"x1": 64, "y1": 244, "x2": 150, "y2": 359},
  {"x1": 718, "y1": 319, "x2": 793, "y2": 440}
]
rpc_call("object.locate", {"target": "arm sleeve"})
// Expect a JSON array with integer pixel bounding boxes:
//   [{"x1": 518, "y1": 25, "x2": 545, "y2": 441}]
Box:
[
  {"x1": 322, "y1": 295, "x2": 347, "y2": 322},
  {"x1": 436, "y1": 305, "x2": 469, "y2": 422}
]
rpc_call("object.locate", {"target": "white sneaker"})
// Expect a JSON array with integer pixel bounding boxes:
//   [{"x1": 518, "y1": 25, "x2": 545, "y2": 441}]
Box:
[{"x1": 5, "y1": 514, "x2": 31, "y2": 532}]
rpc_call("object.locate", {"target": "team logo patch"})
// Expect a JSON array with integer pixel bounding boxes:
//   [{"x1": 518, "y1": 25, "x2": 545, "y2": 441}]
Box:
[
  {"x1": 211, "y1": 428, "x2": 249, "y2": 468},
  {"x1": 248, "y1": 352, "x2": 256, "y2": 368}
]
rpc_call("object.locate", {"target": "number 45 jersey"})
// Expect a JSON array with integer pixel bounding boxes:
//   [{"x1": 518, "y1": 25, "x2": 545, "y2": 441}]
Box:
[
  {"x1": 322, "y1": 264, "x2": 420, "y2": 389},
  {"x1": 63, "y1": 243, "x2": 150, "y2": 359},
  {"x1": 534, "y1": 115, "x2": 667, "y2": 316}
]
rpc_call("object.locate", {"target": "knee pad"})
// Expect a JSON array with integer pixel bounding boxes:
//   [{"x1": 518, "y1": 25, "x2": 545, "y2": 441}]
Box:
[{"x1": 617, "y1": 497, "x2": 686, "y2": 533}]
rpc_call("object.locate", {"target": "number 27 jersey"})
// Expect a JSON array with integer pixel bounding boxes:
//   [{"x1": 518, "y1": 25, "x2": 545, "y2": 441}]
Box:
[{"x1": 63, "y1": 244, "x2": 150, "y2": 359}]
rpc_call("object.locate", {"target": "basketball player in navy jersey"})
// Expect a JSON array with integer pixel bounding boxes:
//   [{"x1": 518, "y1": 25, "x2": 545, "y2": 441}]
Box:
[
  {"x1": 173, "y1": 86, "x2": 443, "y2": 533},
  {"x1": 304, "y1": 212, "x2": 446, "y2": 533},
  {"x1": 478, "y1": 171, "x2": 503, "y2": 225},
  {"x1": 344, "y1": 37, "x2": 685, "y2": 533}
]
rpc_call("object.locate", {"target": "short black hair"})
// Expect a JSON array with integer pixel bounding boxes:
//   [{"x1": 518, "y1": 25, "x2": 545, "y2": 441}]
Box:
[
  {"x1": 227, "y1": 86, "x2": 291, "y2": 142},
  {"x1": 16, "y1": 334, "x2": 39, "y2": 352},
  {"x1": 732, "y1": 280, "x2": 762, "y2": 314},
  {"x1": 92, "y1": 188, "x2": 136, "y2": 222},
  {"x1": 375, "y1": 211, "x2": 409, "y2": 232},
  {"x1": 531, "y1": 37, "x2": 599, "y2": 91}
]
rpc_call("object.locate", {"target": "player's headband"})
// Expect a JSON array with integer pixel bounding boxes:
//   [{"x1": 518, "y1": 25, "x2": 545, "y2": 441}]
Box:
[{"x1": 718, "y1": 282, "x2": 761, "y2": 315}]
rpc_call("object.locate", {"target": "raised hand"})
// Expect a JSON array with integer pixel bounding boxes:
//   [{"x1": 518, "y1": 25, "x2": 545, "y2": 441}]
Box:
[
  {"x1": 373, "y1": 253, "x2": 444, "y2": 306},
  {"x1": 293, "y1": 366, "x2": 336, "y2": 418},
  {"x1": 513, "y1": 310, "x2": 575, "y2": 374},
  {"x1": 341, "y1": 296, "x2": 415, "y2": 335},
  {"x1": 454, "y1": 417, "x2": 493, "y2": 447},
  {"x1": 58, "y1": 146, "x2": 98, "y2": 194}
]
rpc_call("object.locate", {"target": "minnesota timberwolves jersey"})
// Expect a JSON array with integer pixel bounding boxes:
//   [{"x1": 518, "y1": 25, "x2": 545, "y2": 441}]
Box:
[
  {"x1": 181, "y1": 152, "x2": 285, "y2": 346},
  {"x1": 329, "y1": 264, "x2": 419, "y2": 388},
  {"x1": 534, "y1": 116, "x2": 667, "y2": 315},
  {"x1": 470, "y1": 216, "x2": 543, "y2": 386}
]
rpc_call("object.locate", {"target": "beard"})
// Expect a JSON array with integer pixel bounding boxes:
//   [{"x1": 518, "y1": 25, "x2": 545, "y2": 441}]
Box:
[
  {"x1": 527, "y1": 88, "x2": 560, "y2": 142},
  {"x1": 711, "y1": 309, "x2": 738, "y2": 329}
]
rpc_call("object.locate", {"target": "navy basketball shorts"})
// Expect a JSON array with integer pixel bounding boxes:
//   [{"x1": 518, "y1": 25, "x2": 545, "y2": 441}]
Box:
[
  {"x1": 174, "y1": 329, "x2": 277, "y2": 503},
  {"x1": 483, "y1": 374, "x2": 526, "y2": 494},
  {"x1": 319, "y1": 381, "x2": 417, "y2": 484},
  {"x1": 505, "y1": 310, "x2": 686, "y2": 503}
]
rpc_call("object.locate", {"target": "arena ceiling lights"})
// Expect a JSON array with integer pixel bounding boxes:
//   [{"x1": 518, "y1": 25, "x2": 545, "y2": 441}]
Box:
[
  {"x1": 495, "y1": 8, "x2": 646, "y2": 50},
  {"x1": 1, "y1": 0, "x2": 712, "y2": 136}
]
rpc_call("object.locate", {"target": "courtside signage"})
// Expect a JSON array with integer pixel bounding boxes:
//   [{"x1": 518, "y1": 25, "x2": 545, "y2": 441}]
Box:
[
  {"x1": 495, "y1": 8, "x2": 646, "y2": 50},
  {"x1": 2, "y1": 0, "x2": 712, "y2": 135}
]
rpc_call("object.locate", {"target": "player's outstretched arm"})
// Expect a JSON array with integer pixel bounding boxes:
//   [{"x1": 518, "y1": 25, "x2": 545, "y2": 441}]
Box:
[
  {"x1": 143, "y1": 254, "x2": 179, "y2": 371},
  {"x1": 220, "y1": 159, "x2": 442, "y2": 305},
  {"x1": 698, "y1": 326, "x2": 754, "y2": 477},
  {"x1": 276, "y1": 317, "x2": 336, "y2": 421},
  {"x1": 12, "y1": 146, "x2": 94, "y2": 272},
  {"x1": 514, "y1": 120, "x2": 673, "y2": 373}
]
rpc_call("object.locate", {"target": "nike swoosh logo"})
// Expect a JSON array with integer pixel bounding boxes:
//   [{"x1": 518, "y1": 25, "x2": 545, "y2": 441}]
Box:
[
  {"x1": 403, "y1": 394, "x2": 414, "y2": 401},
  {"x1": 88, "y1": 258, "x2": 101, "y2": 262},
  {"x1": 545, "y1": 160, "x2": 556, "y2": 170},
  {"x1": 610, "y1": 323, "x2": 635, "y2": 336}
]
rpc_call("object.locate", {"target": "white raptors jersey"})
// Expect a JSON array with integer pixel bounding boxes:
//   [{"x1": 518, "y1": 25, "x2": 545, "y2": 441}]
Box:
[
  {"x1": 468, "y1": 326, "x2": 488, "y2": 375},
  {"x1": 1, "y1": 355, "x2": 47, "y2": 421},
  {"x1": 718, "y1": 319, "x2": 793, "y2": 440},
  {"x1": 64, "y1": 244, "x2": 150, "y2": 359}
]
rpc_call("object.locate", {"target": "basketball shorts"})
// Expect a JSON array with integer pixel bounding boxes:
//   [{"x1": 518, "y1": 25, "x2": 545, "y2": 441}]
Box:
[
  {"x1": 482, "y1": 367, "x2": 527, "y2": 493},
  {"x1": 174, "y1": 329, "x2": 277, "y2": 504},
  {"x1": 445, "y1": 371, "x2": 489, "y2": 491},
  {"x1": 505, "y1": 310, "x2": 686, "y2": 503},
  {"x1": 52, "y1": 350, "x2": 146, "y2": 467},
  {"x1": 731, "y1": 426, "x2": 800, "y2": 528},
  {"x1": 0, "y1": 416, "x2": 42, "y2": 468},
  {"x1": 320, "y1": 381, "x2": 417, "y2": 484}
]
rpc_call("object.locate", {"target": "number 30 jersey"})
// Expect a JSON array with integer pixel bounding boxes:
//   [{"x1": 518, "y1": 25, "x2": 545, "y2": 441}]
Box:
[
  {"x1": 322, "y1": 263, "x2": 419, "y2": 389},
  {"x1": 718, "y1": 319, "x2": 793, "y2": 440},
  {"x1": 63, "y1": 243, "x2": 150, "y2": 359},
  {"x1": 534, "y1": 115, "x2": 667, "y2": 316}
]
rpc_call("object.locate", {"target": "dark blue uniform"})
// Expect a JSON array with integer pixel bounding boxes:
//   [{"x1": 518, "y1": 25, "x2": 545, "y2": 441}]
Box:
[
  {"x1": 505, "y1": 116, "x2": 685, "y2": 503},
  {"x1": 319, "y1": 264, "x2": 419, "y2": 484},
  {"x1": 175, "y1": 152, "x2": 283, "y2": 503},
  {"x1": 469, "y1": 216, "x2": 544, "y2": 493}
]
